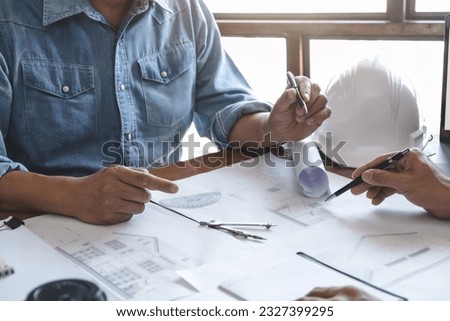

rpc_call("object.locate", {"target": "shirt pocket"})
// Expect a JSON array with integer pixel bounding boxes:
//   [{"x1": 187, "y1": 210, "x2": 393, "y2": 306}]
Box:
[
  {"x1": 22, "y1": 60, "x2": 97, "y2": 143},
  {"x1": 138, "y1": 42, "x2": 195, "y2": 127}
]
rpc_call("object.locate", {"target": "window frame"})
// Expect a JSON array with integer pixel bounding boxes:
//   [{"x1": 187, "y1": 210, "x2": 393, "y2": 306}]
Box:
[
  {"x1": 210, "y1": 0, "x2": 449, "y2": 21},
  {"x1": 406, "y1": 0, "x2": 449, "y2": 20},
  {"x1": 213, "y1": 0, "x2": 445, "y2": 76}
]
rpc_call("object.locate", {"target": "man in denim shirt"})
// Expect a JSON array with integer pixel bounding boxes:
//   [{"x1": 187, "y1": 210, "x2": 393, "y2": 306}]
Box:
[{"x1": 0, "y1": 0, "x2": 330, "y2": 224}]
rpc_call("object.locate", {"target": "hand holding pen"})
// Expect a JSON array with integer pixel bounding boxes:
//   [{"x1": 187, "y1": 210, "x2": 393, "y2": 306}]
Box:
[
  {"x1": 287, "y1": 71, "x2": 309, "y2": 114},
  {"x1": 326, "y1": 149, "x2": 410, "y2": 201},
  {"x1": 263, "y1": 72, "x2": 330, "y2": 144},
  {"x1": 346, "y1": 148, "x2": 450, "y2": 219}
]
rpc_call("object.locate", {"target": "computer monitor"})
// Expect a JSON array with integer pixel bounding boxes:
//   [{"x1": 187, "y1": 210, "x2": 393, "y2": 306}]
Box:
[{"x1": 440, "y1": 14, "x2": 450, "y2": 142}]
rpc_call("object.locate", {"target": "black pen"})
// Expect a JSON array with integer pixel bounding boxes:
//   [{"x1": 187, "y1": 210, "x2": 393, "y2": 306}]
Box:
[
  {"x1": 287, "y1": 71, "x2": 308, "y2": 114},
  {"x1": 325, "y1": 148, "x2": 410, "y2": 202}
]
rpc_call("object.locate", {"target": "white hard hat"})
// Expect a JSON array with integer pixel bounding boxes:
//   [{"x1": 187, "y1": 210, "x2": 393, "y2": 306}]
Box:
[{"x1": 314, "y1": 56, "x2": 427, "y2": 168}]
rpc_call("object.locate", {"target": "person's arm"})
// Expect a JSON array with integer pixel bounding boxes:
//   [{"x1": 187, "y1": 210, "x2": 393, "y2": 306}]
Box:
[
  {"x1": 0, "y1": 167, "x2": 178, "y2": 225},
  {"x1": 191, "y1": 2, "x2": 330, "y2": 150},
  {"x1": 351, "y1": 148, "x2": 450, "y2": 219},
  {"x1": 0, "y1": 19, "x2": 182, "y2": 225},
  {"x1": 228, "y1": 78, "x2": 331, "y2": 148}
]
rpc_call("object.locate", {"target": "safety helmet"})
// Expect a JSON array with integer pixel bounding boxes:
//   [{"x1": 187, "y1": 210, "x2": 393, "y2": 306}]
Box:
[{"x1": 314, "y1": 56, "x2": 427, "y2": 168}]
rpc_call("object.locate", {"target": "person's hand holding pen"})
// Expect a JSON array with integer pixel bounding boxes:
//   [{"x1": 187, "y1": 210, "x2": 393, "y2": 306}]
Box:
[
  {"x1": 350, "y1": 148, "x2": 450, "y2": 219},
  {"x1": 263, "y1": 72, "x2": 331, "y2": 144}
]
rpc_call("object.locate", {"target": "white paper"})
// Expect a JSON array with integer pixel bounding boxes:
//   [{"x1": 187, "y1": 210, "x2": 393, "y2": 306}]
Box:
[
  {"x1": 26, "y1": 213, "x2": 204, "y2": 301},
  {"x1": 14, "y1": 152, "x2": 450, "y2": 301},
  {"x1": 152, "y1": 152, "x2": 330, "y2": 239},
  {"x1": 219, "y1": 253, "x2": 404, "y2": 301},
  {"x1": 0, "y1": 224, "x2": 113, "y2": 301},
  {"x1": 176, "y1": 246, "x2": 297, "y2": 293}
]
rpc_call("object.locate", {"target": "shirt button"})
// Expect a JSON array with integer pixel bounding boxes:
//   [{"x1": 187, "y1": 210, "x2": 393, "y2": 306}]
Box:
[
  {"x1": 62, "y1": 85, "x2": 70, "y2": 93},
  {"x1": 119, "y1": 84, "x2": 126, "y2": 91},
  {"x1": 160, "y1": 71, "x2": 168, "y2": 78},
  {"x1": 126, "y1": 133, "x2": 132, "y2": 141}
]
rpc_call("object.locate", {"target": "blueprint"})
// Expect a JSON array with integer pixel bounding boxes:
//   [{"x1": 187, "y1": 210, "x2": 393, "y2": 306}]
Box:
[
  {"x1": 28, "y1": 216, "x2": 201, "y2": 300},
  {"x1": 22, "y1": 152, "x2": 450, "y2": 300}
]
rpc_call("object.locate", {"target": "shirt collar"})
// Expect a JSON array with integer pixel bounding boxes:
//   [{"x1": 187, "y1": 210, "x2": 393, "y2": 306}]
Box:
[
  {"x1": 152, "y1": 0, "x2": 172, "y2": 13},
  {"x1": 42, "y1": 0, "x2": 89, "y2": 26},
  {"x1": 42, "y1": 0, "x2": 173, "y2": 26}
]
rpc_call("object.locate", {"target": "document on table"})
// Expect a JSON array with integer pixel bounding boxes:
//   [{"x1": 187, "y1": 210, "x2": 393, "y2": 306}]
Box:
[
  {"x1": 152, "y1": 152, "x2": 346, "y2": 237},
  {"x1": 219, "y1": 252, "x2": 406, "y2": 301},
  {"x1": 25, "y1": 212, "x2": 207, "y2": 301},
  {"x1": 152, "y1": 152, "x2": 450, "y2": 300},
  {"x1": 0, "y1": 223, "x2": 113, "y2": 301},
  {"x1": 11, "y1": 152, "x2": 450, "y2": 301}
]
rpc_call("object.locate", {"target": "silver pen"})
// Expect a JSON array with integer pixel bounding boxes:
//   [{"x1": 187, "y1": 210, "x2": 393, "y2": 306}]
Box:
[{"x1": 287, "y1": 71, "x2": 308, "y2": 114}]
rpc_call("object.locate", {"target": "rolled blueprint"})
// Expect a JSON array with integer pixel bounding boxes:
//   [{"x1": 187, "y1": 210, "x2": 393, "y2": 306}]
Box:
[{"x1": 290, "y1": 137, "x2": 330, "y2": 199}]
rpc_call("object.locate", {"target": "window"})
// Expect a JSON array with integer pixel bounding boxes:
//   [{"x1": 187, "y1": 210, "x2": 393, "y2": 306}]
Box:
[
  {"x1": 203, "y1": 0, "x2": 386, "y2": 14},
  {"x1": 415, "y1": 0, "x2": 450, "y2": 13},
  {"x1": 222, "y1": 38, "x2": 286, "y2": 103}
]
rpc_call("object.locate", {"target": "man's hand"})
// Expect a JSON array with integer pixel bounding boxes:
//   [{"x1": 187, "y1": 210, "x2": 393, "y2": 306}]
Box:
[
  {"x1": 351, "y1": 148, "x2": 450, "y2": 219},
  {"x1": 268, "y1": 76, "x2": 331, "y2": 143},
  {"x1": 0, "y1": 167, "x2": 178, "y2": 225},
  {"x1": 228, "y1": 76, "x2": 330, "y2": 148},
  {"x1": 68, "y1": 166, "x2": 178, "y2": 224}
]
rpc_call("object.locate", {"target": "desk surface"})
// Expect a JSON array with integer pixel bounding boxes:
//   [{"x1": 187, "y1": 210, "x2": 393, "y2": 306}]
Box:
[
  {"x1": 2, "y1": 143, "x2": 450, "y2": 301},
  {"x1": 0, "y1": 147, "x2": 353, "y2": 222}
]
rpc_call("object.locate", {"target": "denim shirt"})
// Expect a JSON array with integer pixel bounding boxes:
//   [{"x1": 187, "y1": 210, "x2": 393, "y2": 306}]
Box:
[{"x1": 0, "y1": 0, "x2": 271, "y2": 177}]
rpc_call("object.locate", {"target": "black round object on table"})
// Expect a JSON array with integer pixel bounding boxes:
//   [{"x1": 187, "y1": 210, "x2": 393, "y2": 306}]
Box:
[{"x1": 26, "y1": 279, "x2": 106, "y2": 301}]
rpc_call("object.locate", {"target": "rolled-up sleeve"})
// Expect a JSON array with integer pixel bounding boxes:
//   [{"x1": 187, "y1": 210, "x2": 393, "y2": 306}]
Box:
[
  {"x1": 0, "y1": 51, "x2": 28, "y2": 177},
  {"x1": 209, "y1": 100, "x2": 272, "y2": 148},
  {"x1": 192, "y1": 0, "x2": 272, "y2": 149},
  {"x1": 0, "y1": 153, "x2": 28, "y2": 177}
]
